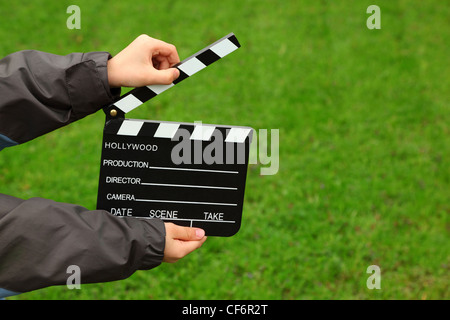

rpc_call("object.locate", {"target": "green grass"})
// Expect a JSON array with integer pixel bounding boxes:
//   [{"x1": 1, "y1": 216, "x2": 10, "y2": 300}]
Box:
[{"x1": 0, "y1": 0, "x2": 449, "y2": 299}]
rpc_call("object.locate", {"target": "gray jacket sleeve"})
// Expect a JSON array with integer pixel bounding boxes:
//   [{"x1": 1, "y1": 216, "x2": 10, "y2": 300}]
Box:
[
  {"x1": 0, "y1": 50, "x2": 166, "y2": 293},
  {"x1": 0, "y1": 49, "x2": 120, "y2": 146},
  {"x1": 0, "y1": 194, "x2": 165, "y2": 293}
]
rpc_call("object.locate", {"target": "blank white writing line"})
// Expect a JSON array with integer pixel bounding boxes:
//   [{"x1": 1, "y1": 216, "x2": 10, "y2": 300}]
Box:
[
  {"x1": 115, "y1": 216, "x2": 236, "y2": 223},
  {"x1": 157, "y1": 217, "x2": 236, "y2": 224},
  {"x1": 141, "y1": 182, "x2": 237, "y2": 190},
  {"x1": 135, "y1": 198, "x2": 237, "y2": 206},
  {"x1": 149, "y1": 166, "x2": 238, "y2": 174}
]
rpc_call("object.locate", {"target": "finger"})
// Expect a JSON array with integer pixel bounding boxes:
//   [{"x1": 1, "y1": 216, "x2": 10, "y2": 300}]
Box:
[
  {"x1": 151, "y1": 41, "x2": 180, "y2": 66},
  {"x1": 175, "y1": 236, "x2": 208, "y2": 257},
  {"x1": 135, "y1": 34, "x2": 180, "y2": 65},
  {"x1": 168, "y1": 223, "x2": 205, "y2": 241},
  {"x1": 158, "y1": 58, "x2": 170, "y2": 70},
  {"x1": 164, "y1": 237, "x2": 207, "y2": 263},
  {"x1": 149, "y1": 67, "x2": 180, "y2": 85},
  {"x1": 152, "y1": 55, "x2": 171, "y2": 70}
]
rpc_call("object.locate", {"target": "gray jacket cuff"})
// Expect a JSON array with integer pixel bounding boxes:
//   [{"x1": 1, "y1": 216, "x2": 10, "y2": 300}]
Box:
[
  {"x1": 0, "y1": 194, "x2": 165, "y2": 293},
  {"x1": 66, "y1": 51, "x2": 121, "y2": 120}
]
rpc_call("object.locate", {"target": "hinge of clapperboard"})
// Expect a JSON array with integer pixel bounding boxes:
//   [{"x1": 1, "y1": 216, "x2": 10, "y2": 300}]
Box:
[{"x1": 102, "y1": 33, "x2": 241, "y2": 121}]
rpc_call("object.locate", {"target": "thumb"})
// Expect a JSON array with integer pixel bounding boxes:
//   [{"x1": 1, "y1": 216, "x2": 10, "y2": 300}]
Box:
[
  {"x1": 150, "y1": 67, "x2": 180, "y2": 85},
  {"x1": 168, "y1": 223, "x2": 205, "y2": 241}
]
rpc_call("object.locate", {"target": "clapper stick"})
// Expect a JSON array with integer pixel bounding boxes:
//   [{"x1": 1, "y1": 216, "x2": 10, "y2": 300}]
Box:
[
  {"x1": 97, "y1": 33, "x2": 251, "y2": 237},
  {"x1": 104, "y1": 33, "x2": 240, "y2": 119}
]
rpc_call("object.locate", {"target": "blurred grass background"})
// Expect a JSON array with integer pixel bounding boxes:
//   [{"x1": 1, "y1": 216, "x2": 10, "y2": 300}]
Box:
[{"x1": 0, "y1": 0, "x2": 448, "y2": 299}]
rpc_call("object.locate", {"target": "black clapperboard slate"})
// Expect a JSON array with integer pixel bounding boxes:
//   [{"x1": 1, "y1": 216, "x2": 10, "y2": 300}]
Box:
[{"x1": 97, "y1": 33, "x2": 253, "y2": 236}]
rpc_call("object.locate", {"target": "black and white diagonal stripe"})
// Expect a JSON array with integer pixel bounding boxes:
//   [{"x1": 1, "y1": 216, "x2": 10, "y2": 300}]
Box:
[
  {"x1": 111, "y1": 33, "x2": 240, "y2": 114},
  {"x1": 107, "y1": 119, "x2": 252, "y2": 144}
]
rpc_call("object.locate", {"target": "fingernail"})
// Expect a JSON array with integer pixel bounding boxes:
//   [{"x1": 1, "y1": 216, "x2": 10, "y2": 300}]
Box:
[
  {"x1": 173, "y1": 68, "x2": 180, "y2": 79},
  {"x1": 195, "y1": 229, "x2": 205, "y2": 239}
]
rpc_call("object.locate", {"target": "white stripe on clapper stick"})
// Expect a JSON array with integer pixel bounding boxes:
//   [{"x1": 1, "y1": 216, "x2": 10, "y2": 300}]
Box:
[
  {"x1": 225, "y1": 128, "x2": 251, "y2": 143},
  {"x1": 190, "y1": 125, "x2": 216, "y2": 141},
  {"x1": 210, "y1": 38, "x2": 239, "y2": 57},
  {"x1": 178, "y1": 58, "x2": 207, "y2": 76},
  {"x1": 146, "y1": 83, "x2": 174, "y2": 95},
  {"x1": 117, "y1": 120, "x2": 144, "y2": 136},
  {"x1": 154, "y1": 123, "x2": 180, "y2": 139},
  {"x1": 114, "y1": 95, "x2": 143, "y2": 114}
]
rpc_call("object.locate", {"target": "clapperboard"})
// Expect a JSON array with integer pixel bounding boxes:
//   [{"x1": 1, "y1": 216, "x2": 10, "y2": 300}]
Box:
[{"x1": 97, "y1": 33, "x2": 253, "y2": 236}]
